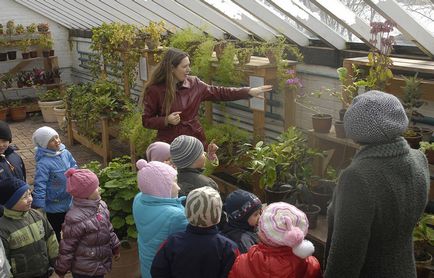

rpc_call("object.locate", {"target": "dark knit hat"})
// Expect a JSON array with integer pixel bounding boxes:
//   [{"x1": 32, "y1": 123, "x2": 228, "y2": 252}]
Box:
[
  {"x1": 0, "y1": 121, "x2": 12, "y2": 143},
  {"x1": 0, "y1": 177, "x2": 30, "y2": 209},
  {"x1": 344, "y1": 90, "x2": 408, "y2": 144},
  {"x1": 170, "y1": 135, "x2": 204, "y2": 169},
  {"x1": 225, "y1": 190, "x2": 262, "y2": 222}
]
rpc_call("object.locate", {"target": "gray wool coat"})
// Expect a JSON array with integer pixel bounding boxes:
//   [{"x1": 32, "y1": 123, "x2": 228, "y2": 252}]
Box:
[{"x1": 325, "y1": 137, "x2": 430, "y2": 278}]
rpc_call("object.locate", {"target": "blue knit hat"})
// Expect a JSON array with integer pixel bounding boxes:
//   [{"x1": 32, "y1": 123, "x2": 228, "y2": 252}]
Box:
[
  {"x1": 0, "y1": 177, "x2": 30, "y2": 209},
  {"x1": 344, "y1": 90, "x2": 408, "y2": 144},
  {"x1": 225, "y1": 190, "x2": 262, "y2": 222}
]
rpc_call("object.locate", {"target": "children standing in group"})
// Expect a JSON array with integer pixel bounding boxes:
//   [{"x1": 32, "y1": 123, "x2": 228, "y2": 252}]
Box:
[
  {"x1": 133, "y1": 159, "x2": 188, "y2": 278},
  {"x1": 55, "y1": 168, "x2": 120, "y2": 278},
  {"x1": 170, "y1": 135, "x2": 219, "y2": 196},
  {"x1": 221, "y1": 189, "x2": 262, "y2": 253},
  {"x1": 229, "y1": 202, "x2": 321, "y2": 278},
  {"x1": 146, "y1": 141, "x2": 171, "y2": 163},
  {"x1": 151, "y1": 186, "x2": 239, "y2": 278},
  {"x1": 32, "y1": 126, "x2": 77, "y2": 241},
  {"x1": 0, "y1": 121, "x2": 26, "y2": 217},
  {"x1": 0, "y1": 177, "x2": 59, "y2": 278}
]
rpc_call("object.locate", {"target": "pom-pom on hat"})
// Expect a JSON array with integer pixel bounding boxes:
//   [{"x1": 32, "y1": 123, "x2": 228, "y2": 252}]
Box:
[
  {"x1": 65, "y1": 168, "x2": 99, "y2": 199},
  {"x1": 344, "y1": 90, "x2": 408, "y2": 144},
  {"x1": 0, "y1": 121, "x2": 12, "y2": 143},
  {"x1": 32, "y1": 126, "x2": 59, "y2": 148},
  {"x1": 0, "y1": 177, "x2": 30, "y2": 209},
  {"x1": 136, "y1": 159, "x2": 177, "y2": 198},
  {"x1": 224, "y1": 189, "x2": 262, "y2": 222},
  {"x1": 170, "y1": 135, "x2": 204, "y2": 169},
  {"x1": 185, "y1": 186, "x2": 222, "y2": 227},
  {"x1": 146, "y1": 141, "x2": 171, "y2": 162}
]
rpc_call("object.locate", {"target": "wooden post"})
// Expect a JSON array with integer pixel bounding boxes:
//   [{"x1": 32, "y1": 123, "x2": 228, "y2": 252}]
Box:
[
  {"x1": 101, "y1": 116, "x2": 110, "y2": 167},
  {"x1": 252, "y1": 109, "x2": 265, "y2": 142}
]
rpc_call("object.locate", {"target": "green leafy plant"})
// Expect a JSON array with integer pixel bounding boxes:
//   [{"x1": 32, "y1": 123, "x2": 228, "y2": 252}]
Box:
[
  {"x1": 190, "y1": 38, "x2": 215, "y2": 82},
  {"x1": 214, "y1": 42, "x2": 242, "y2": 86},
  {"x1": 168, "y1": 27, "x2": 208, "y2": 57},
  {"x1": 38, "y1": 88, "x2": 62, "y2": 102},
  {"x1": 26, "y1": 23, "x2": 37, "y2": 33},
  {"x1": 413, "y1": 213, "x2": 434, "y2": 260},
  {"x1": 15, "y1": 24, "x2": 25, "y2": 35},
  {"x1": 38, "y1": 34, "x2": 53, "y2": 50},
  {"x1": 119, "y1": 109, "x2": 156, "y2": 157},
  {"x1": 37, "y1": 23, "x2": 49, "y2": 33},
  {"x1": 419, "y1": 142, "x2": 434, "y2": 154},
  {"x1": 400, "y1": 73, "x2": 423, "y2": 125},
  {"x1": 18, "y1": 39, "x2": 32, "y2": 53},
  {"x1": 143, "y1": 20, "x2": 166, "y2": 50},
  {"x1": 239, "y1": 127, "x2": 321, "y2": 190},
  {"x1": 83, "y1": 156, "x2": 138, "y2": 239},
  {"x1": 6, "y1": 20, "x2": 15, "y2": 35}
]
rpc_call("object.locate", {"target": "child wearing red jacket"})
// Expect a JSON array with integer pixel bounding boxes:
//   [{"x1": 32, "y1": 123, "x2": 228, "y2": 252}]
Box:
[{"x1": 229, "y1": 202, "x2": 322, "y2": 278}]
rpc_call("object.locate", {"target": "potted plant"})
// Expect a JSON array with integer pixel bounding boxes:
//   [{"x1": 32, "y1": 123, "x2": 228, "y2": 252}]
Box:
[
  {"x1": 26, "y1": 23, "x2": 37, "y2": 34},
  {"x1": 190, "y1": 38, "x2": 215, "y2": 82},
  {"x1": 419, "y1": 142, "x2": 434, "y2": 165},
  {"x1": 15, "y1": 24, "x2": 25, "y2": 35},
  {"x1": 83, "y1": 156, "x2": 140, "y2": 278},
  {"x1": 296, "y1": 183, "x2": 321, "y2": 229},
  {"x1": 143, "y1": 20, "x2": 166, "y2": 50},
  {"x1": 213, "y1": 42, "x2": 242, "y2": 86},
  {"x1": 296, "y1": 90, "x2": 333, "y2": 133},
  {"x1": 37, "y1": 88, "x2": 63, "y2": 123},
  {"x1": 39, "y1": 34, "x2": 54, "y2": 57},
  {"x1": 9, "y1": 100, "x2": 26, "y2": 122},
  {"x1": 18, "y1": 39, "x2": 32, "y2": 59},
  {"x1": 6, "y1": 20, "x2": 15, "y2": 35},
  {"x1": 1, "y1": 73, "x2": 14, "y2": 89},
  {"x1": 37, "y1": 23, "x2": 49, "y2": 33},
  {"x1": 413, "y1": 213, "x2": 434, "y2": 278},
  {"x1": 240, "y1": 127, "x2": 321, "y2": 203},
  {"x1": 168, "y1": 27, "x2": 208, "y2": 57}
]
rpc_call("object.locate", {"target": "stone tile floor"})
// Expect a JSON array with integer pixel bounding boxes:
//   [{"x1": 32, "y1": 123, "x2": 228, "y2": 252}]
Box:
[{"x1": 9, "y1": 114, "x2": 103, "y2": 185}]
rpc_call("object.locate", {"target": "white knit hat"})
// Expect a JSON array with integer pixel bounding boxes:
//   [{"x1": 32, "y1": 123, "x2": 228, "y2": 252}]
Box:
[
  {"x1": 32, "y1": 126, "x2": 59, "y2": 148},
  {"x1": 344, "y1": 90, "x2": 408, "y2": 144}
]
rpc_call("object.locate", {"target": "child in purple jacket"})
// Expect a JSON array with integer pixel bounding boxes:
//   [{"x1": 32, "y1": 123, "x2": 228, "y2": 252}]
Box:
[{"x1": 55, "y1": 168, "x2": 120, "y2": 278}]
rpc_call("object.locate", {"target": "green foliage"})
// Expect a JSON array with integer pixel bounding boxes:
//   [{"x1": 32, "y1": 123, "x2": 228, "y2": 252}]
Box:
[
  {"x1": 190, "y1": 38, "x2": 215, "y2": 82},
  {"x1": 142, "y1": 20, "x2": 166, "y2": 50},
  {"x1": 18, "y1": 39, "x2": 32, "y2": 52},
  {"x1": 83, "y1": 156, "x2": 138, "y2": 239},
  {"x1": 214, "y1": 43, "x2": 241, "y2": 86},
  {"x1": 168, "y1": 27, "x2": 208, "y2": 57},
  {"x1": 400, "y1": 73, "x2": 423, "y2": 124},
  {"x1": 419, "y1": 141, "x2": 434, "y2": 153},
  {"x1": 203, "y1": 116, "x2": 251, "y2": 165},
  {"x1": 66, "y1": 81, "x2": 133, "y2": 143},
  {"x1": 6, "y1": 20, "x2": 15, "y2": 35},
  {"x1": 38, "y1": 88, "x2": 62, "y2": 102},
  {"x1": 119, "y1": 109, "x2": 156, "y2": 156},
  {"x1": 15, "y1": 24, "x2": 25, "y2": 35},
  {"x1": 239, "y1": 127, "x2": 321, "y2": 190},
  {"x1": 38, "y1": 34, "x2": 53, "y2": 50},
  {"x1": 413, "y1": 213, "x2": 434, "y2": 258},
  {"x1": 26, "y1": 23, "x2": 37, "y2": 33}
]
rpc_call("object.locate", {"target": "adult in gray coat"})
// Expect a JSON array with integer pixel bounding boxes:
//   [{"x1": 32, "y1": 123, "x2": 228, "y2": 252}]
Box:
[{"x1": 324, "y1": 91, "x2": 430, "y2": 278}]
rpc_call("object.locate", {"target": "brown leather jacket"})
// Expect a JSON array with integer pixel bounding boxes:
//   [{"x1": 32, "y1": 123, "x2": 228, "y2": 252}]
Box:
[{"x1": 142, "y1": 76, "x2": 251, "y2": 145}]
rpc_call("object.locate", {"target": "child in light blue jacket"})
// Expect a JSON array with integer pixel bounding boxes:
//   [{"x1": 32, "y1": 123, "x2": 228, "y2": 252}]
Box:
[
  {"x1": 133, "y1": 159, "x2": 188, "y2": 278},
  {"x1": 32, "y1": 126, "x2": 77, "y2": 241}
]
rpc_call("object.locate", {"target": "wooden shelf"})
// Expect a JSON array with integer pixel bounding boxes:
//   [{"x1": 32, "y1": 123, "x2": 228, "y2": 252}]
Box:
[{"x1": 2, "y1": 82, "x2": 64, "y2": 91}]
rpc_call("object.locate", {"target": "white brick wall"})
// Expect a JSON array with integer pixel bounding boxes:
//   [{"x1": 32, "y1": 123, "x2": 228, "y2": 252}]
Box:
[{"x1": 0, "y1": 0, "x2": 73, "y2": 81}]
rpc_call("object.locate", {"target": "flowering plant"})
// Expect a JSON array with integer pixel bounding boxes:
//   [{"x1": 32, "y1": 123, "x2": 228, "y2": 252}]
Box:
[
  {"x1": 285, "y1": 69, "x2": 303, "y2": 90},
  {"x1": 357, "y1": 20, "x2": 396, "y2": 91}
]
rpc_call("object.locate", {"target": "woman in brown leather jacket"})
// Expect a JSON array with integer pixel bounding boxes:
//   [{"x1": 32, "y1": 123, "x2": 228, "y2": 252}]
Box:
[{"x1": 142, "y1": 48, "x2": 272, "y2": 145}]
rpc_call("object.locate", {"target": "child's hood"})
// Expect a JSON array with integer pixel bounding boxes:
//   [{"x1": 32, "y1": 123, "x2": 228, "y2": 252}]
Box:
[{"x1": 35, "y1": 143, "x2": 66, "y2": 161}]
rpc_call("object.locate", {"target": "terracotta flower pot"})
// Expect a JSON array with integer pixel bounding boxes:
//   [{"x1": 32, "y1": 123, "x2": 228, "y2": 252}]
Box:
[{"x1": 10, "y1": 106, "x2": 26, "y2": 122}]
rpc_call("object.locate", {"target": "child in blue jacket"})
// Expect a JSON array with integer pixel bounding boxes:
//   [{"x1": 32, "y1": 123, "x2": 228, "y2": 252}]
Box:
[
  {"x1": 32, "y1": 126, "x2": 77, "y2": 241},
  {"x1": 133, "y1": 159, "x2": 188, "y2": 278}
]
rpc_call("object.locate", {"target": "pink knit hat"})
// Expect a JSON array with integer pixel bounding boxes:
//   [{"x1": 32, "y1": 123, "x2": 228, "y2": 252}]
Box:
[
  {"x1": 146, "y1": 142, "x2": 171, "y2": 162},
  {"x1": 259, "y1": 202, "x2": 314, "y2": 259},
  {"x1": 136, "y1": 159, "x2": 177, "y2": 198},
  {"x1": 65, "y1": 168, "x2": 99, "y2": 199}
]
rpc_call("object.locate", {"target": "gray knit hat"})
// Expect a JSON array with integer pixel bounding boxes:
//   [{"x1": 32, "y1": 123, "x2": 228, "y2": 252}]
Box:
[
  {"x1": 344, "y1": 90, "x2": 408, "y2": 144},
  {"x1": 185, "y1": 186, "x2": 222, "y2": 227},
  {"x1": 170, "y1": 135, "x2": 204, "y2": 169}
]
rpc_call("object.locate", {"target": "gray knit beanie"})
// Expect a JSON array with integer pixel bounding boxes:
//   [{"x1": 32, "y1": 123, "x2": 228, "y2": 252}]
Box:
[
  {"x1": 185, "y1": 186, "x2": 222, "y2": 227},
  {"x1": 344, "y1": 90, "x2": 408, "y2": 144},
  {"x1": 170, "y1": 135, "x2": 204, "y2": 169}
]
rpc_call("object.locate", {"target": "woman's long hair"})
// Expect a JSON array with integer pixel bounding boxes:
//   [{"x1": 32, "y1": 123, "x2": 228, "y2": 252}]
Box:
[{"x1": 141, "y1": 48, "x2": 189, "y2": 116}]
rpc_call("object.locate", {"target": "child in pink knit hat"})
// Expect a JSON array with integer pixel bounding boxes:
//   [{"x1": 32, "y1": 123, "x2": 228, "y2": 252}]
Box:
[
  {"x1": 132, "y1": 159, "x2": 188, "y2": 278},
  {"x1": 229, "y1": 202, "x2": 322, "y2": 278},
  {"x1": 55, "y1": 168, "x2": 120, "y2": 278}
]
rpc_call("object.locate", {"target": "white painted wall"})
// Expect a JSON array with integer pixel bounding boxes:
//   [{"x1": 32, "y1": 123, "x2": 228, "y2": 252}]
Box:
[{"x1": 0, "y1": 0, "x2": 73, "y2": 82}]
